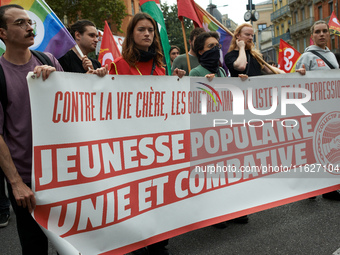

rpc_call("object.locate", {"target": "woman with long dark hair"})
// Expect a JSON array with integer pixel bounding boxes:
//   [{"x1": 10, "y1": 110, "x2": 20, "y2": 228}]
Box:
[{"x1": 110, "y1": 12, "x2": 184, "y2": 77}]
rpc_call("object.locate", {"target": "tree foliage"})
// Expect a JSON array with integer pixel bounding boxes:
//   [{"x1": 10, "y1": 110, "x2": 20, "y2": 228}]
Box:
[
  {"x1": 45, "y1": 0, "x2": 127, "y2": 30},
  {"x1": 161, "y1": 3, "x2": 194, "y2": 54}
]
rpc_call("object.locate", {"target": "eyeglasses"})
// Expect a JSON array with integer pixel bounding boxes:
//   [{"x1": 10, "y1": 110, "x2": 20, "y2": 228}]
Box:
[
  {"x1": 207, "y1": 43, "x2": 221, "y2": 50},
  {"x1": 7, "y1": 19, "x2": 36, "y2": 30}
]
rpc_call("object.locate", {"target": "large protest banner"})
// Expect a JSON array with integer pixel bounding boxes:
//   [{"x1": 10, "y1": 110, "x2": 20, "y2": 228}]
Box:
[{"x1": 28, "y1": 71, "x2": 340, "y2": 254}]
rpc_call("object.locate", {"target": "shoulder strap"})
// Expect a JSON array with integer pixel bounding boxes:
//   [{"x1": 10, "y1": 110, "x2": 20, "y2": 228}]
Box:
[
  {"x1": 246, "y1": 52, "x2": 251, "y2": 75},
  {"x1": 218, "y1": 67, "x2": 226, "y2": 77},
  {"x1": 150, "y1": 59, "x2": 156, "y2": 75},
  {"x1": 31, "y1": 50, "x2": 54, "y2": 67},
  {"x1": 0, "y1": 64, "x2": 7, "y2": 133},
  {"x1": 0, "y1": 64, "x2": 7, "y2": 113},
  {"x1": 309, "y1": 50, "x2": 335, "y2": 69}
]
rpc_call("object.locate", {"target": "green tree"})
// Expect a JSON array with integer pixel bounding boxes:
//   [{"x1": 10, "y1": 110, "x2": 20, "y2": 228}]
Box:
[
  {"x1": 161, "y1": 3, "x2": 194, "y2": 54},
  {"x1": 45, "y1": 0, "x2": 126, "y2": 30}
]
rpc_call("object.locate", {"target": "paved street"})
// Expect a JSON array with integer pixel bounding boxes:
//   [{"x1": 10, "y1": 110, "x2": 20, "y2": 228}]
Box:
[{"x1": 1, "y1": 196, "x2": 340, "y2": 255}]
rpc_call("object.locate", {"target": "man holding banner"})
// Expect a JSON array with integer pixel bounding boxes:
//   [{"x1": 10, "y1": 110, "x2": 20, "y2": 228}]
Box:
[
  {"x1": 58, "y1": 20, "x2": 108, "y2": 76},
  {"x1": 171, "y1": 27, "x2": 204, "y2": 75},
  {"x1": 0, "y1": 4, "x2": 63, "y2": 254},
  {"x1": 225, "y1": 23, "x2": 284, "y2": 77}
]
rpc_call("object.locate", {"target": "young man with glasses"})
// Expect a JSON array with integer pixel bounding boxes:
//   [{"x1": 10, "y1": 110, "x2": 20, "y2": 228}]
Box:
[{"x1": 0, "y1": 4, "x2": 63, "y2": 254}]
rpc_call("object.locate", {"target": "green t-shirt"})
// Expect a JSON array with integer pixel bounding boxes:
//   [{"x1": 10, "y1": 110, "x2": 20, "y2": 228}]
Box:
[
  {"x1": 171, "y1": 54, "x2": 199, "y2": 76},
  {"x1": 189, "y1": 65, "x2": 227, "y2": 77}
]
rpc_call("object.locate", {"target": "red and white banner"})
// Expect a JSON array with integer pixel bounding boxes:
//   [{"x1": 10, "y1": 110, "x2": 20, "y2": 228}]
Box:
[{"x1": 28, "y1": 71, "x2": 340, "y2": 254}]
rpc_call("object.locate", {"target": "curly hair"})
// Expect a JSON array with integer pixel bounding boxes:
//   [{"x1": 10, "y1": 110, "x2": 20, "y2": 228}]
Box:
[
  {"x1": 193, "y1": 31, "x2": 219, "y2": 62},
  {"x1": 228, "y1": 23, "x2": 264, "y2": 69},
  {"x1": 122, "y1": 13, "x2": 164, "y2": 68}
]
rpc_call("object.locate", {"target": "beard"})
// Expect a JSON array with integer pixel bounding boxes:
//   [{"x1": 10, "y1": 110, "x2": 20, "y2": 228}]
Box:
[{"x1": 245, "y1": 41, "x2": 254, "y2": 50}]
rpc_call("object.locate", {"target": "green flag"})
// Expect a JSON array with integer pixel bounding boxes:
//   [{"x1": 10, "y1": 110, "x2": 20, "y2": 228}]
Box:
[{"x1": 140, "y1": 0, "x2": 171, "y2": 75}]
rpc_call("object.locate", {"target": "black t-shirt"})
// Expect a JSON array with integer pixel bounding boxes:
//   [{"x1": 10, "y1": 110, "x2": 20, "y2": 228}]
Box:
[
  {"x1": 58, "y1": 50, "x2": 101, "y2": 73},
  {"x1": 224, "y1": 50, "x2": 263, "y2": 77}
]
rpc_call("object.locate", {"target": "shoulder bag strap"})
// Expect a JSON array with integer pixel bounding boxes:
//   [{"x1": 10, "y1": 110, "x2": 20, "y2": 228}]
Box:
[
  {"x1": 246, "y1": 52, "x2": 251, "y2": 75},
  {"x1": 31, "y1": 50, "x2": 54, "y2": 67},
  {"x1": 0, "y1": 64, "x2": 7, "y2": 133},
  {"x1": 150, "y1": 59, "x2": 156, "y2": 75},
  {"x1": 309, "y1": 50, "x2": 335, "y2": 69}
]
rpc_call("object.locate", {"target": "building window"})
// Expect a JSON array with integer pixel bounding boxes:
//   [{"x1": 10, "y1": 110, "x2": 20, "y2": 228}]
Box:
[
  {"x1": 329, "y1": 1, "x2": 334, "y2": 14},
  {"x1": 296, "y1": 39, "x2": 300, "y2": 52},
  {"x1": 318, "y1": 6, "x2": 322, "y2": 19},
  {"x1": 331, "y1": 35, "x2": 335, "y2": 50},
  {"x1": 303, "y1": 38, "x2": 307, "y2": 50},
  {"x1": 295, "y1": 11, "x2": 298, "y2": 23},
  {"x1": 131, "y1": 0, "x2": 135, "y2": 15},
  {"x1": 258, "y1": 24, "x2": 267, "y2": 31},
  {"x1": 276, "y1": 26, "x2": 279, "y2": 36},
  {"x1": 301, "y1": 7, "x2": 305, "y2": 20},
  {"x1": 309, "y1": 5, "x2": 313, "y2": 18}
]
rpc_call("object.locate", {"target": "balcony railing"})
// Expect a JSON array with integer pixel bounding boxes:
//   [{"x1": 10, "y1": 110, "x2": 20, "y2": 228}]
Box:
[
  {"x1": 272, "y1": 32, "x2": 291, "y2": 45},
  {"x1": 271, "y1": 5, "x2": 290, "y2": 22},
  {"x1": 290, "y1": 17, "x2": 315, "y2": 34}
]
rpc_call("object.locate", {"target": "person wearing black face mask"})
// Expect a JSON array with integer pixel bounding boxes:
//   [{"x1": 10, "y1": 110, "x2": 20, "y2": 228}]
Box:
[{"x1": 189, "y1": 32, "x2": 227, "y2": 78}]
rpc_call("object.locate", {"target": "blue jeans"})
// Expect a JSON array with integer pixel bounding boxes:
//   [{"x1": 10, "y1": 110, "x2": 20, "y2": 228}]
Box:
[{"x1": 0, "y1": 169, "x2": 10, "y2": 215}]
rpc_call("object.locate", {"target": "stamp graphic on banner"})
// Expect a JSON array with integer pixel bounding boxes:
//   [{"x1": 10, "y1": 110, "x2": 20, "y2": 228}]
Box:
[{"x1": 313, "y1": 111, "x2": 340, "y2": 174}]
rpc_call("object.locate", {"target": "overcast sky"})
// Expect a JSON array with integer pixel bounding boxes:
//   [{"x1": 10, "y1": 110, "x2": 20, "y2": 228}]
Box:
[{"x1": 163, "y1": 0, "x2": 269, "y2": 25}]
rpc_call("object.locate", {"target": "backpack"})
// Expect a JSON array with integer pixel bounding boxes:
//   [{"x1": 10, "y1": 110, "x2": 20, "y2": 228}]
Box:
[{"x1": 0, "y1": 50, "x2": 54, "y2": 115}]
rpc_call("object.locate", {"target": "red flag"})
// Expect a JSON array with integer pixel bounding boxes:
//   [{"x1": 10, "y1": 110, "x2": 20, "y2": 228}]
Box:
[
  {"x1": 177, "y1": 0, "x2": 202, "y2": 27},
  {"x1": 98, "y1": 21, "x2": 121, "y2": 67},
  {"x1": 140, "y1": 0, "x2": 160, "y2": 5},
  {"x1": 328, "y1": 11, "x2": 340, "y2": 36},
  {"x1": 278, "y1": 39, "x2": 301, "y2": 73}
]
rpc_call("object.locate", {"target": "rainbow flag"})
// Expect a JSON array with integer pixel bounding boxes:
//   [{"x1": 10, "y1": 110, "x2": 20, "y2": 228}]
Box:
[
  {"x1": 178, "y1": 0, "x2": 233, "y2": 72},
  {"x1": 0, "y1": 0, "x2": 76, "y2": 59}
]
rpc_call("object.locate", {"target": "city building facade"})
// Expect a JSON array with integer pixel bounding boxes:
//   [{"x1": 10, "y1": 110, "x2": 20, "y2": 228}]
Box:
[{"x1": 271, "y1": 0, "x2": 293, "y2": 59}]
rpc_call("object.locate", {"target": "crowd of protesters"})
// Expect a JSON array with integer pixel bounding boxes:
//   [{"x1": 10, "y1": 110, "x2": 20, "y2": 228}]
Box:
[{"x1": 0, "y1": 3, "x2": 339, "y2": 255}]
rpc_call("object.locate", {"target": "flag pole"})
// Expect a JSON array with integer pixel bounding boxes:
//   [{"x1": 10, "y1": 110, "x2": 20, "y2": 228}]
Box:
[
  {"x1": 258, "y1": 58, "x2": 279, "y2": 74},
  {"x1": 181, "y1": 20, "x2": 191, "y2": 73}
]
